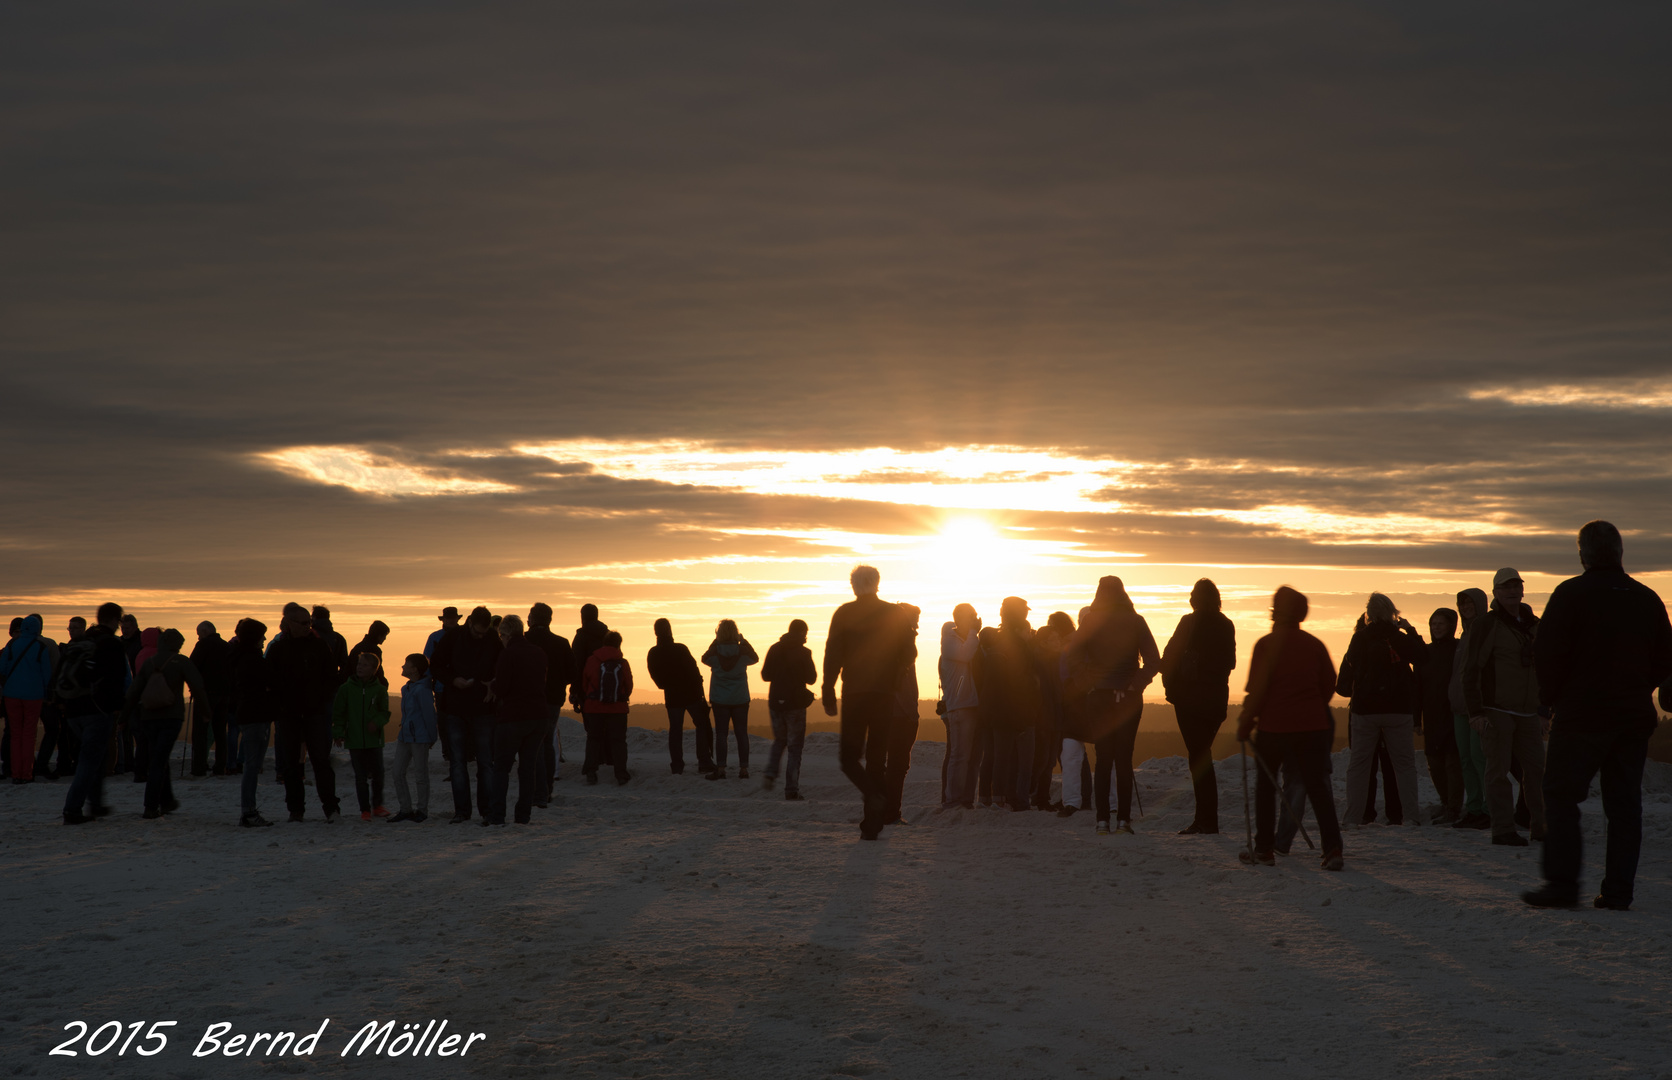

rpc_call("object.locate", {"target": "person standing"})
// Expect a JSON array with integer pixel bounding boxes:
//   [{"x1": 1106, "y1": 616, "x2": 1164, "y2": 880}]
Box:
[
  {"x1": 761, "y1": 619, "x2": 816, "y2": 799},
  {"x1": 1417, "y1": 608, "x2": 1464, "y2": 824},
  {"x1": 347, "y1": 621, "x2": 391, "y2": 687},
  {"x1": 123, "y1": 629, "x2": 209, "y2": 818},
  {"x1": 189, "y1": 621, "x2": 234, "y2": 776},
  {"x1": 879, "y1": 604, "x2": 922, "y2": 823},
  {"x1": 229, "y1": 619, "x2": 276, "y2": 827},
  {"x1": 1462, "y1": 568, "x2": 1547, "y2": 846},
  {"x1": 37, "y1": 615, "x2": 88, "y2": 782},
  {"x1": 1065, "y1": 577, "x2": 1160, "y2": 836},
  {"x1": 0, "y1": 614, "x2": 55, "y2": 784},
  {"x1": 938, "y1": 604, "x2": 982, "y2": 810},
  {"x1": 1029, "y1": 611, "x2": 1075, "y2": 812},
  {"x1": 570, "y1": 604, "x2": 613, "y2": 781},
  {"x1": 1338, "y1": 594, "x2": 1426, "y2": 828},
  {"x1": 1160, "y1": 579, "x2": 1236, "y2": 834},
  {"x1": 1236, "y1": 586, "x2": 1345, "y2": 870},
  {"x1": 583, "y1": 630, "x2": 634, "y2": 785},
  {"x1": 648, "y1": 619, "x2": 713, "y2": 776},
  {"x1": 61, "y1": 604, "x2": 127, "y2": 824},
  {"x1": 822, "y1": 565, "x2": 913, "y2": 841},
  {"x1": 332, "y1": 650, "x2": 390, "y2": 821},
  {"x1": 976, "y1": 597, "x2": 1041, "y2": 813},
  {"x1": 390, "y1": 653, "x2": 438, "y2": 823},
  {"x1": 1524, "y1": 521, "x2": 1672, "y2": 909},
  {"x1": 489, "y1": 614, "x2": 548, "y2": 825},
  {"x1": 268, "y1": 602, "x2": 343, "y2": 823},
  {"x1": 432, "y1": 606, "x2": 501, "y2": 822},
  {"x1": 1448, "y1": 588, "x2": 1492, "y2": 829},
  {"x1": 703, "y1": 620, "x2": 759, "y2": 780},
  {"x1": 311, "y1": 606, "x2": 350, "y2": 688},
  {"x1": 526, "y1": 603, "x2": 573, "y2": 802},
  {"x1": 426, "y1": 606, "x2": 461, "y2": 777}
]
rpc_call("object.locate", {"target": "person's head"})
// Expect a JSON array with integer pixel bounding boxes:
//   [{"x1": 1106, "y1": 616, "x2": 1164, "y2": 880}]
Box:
[
  {"x1": 1577, "y1": 519, "x2": 1624, "y2": 571},
  {"x1": 354, "y1": 651, "x2": 380, "y2": 680},
  {"x1": 1093, "y1": 575, "x2": 1135, "y2": 614},
  {"x1": 653, "y1": 617, "x2": 673, "y2": 642},
  {"x1": 1455, "y1": 588, "x2": 1487, "y2": 626},
  {"x1": 1365, "y1": 592, "x2": 1398, "y2": 624},
  {"x1": 282, "y1": 602, "x2": 312, "y2": 636},
  {"x1": 311, "y1": 605, "x2": 332, "y2": 629},
  {"x1": 120, "y1": 613, "x2": 139, "y2": 635},
  {"x1": 715, "y1": 619, "x2": 739, "y2": 644},
  {"x1": 402, "y1": 653, "x2": 428, "y2": 681},
  {"x1": 238, "y1": 618, "x2": 269, "y2": 647},
  {"x1": 952, "y1": 603, "x2": 978, "y2": 635},
  {"x1": 96, "y1": 602, "x2": 123, "y2": 631},
  {"x1": 498, "y1": 613, "x2": 524, "y2": 643},
  {"x1": 604, "y1": 630, "x2": 622, "y2": 650},
  {"x1": 1189, "y1": 578, "x2": 1222, "y2": 614},
  {"x1": 67, "y1": 616, "x2": 86, "y2": 641},
  {"x1": 1492, "y1": 568, "x2": 1524, "y2": 610},
  {"x1": 8, "y1": 617, "x2": 21, "y2": 638},
  {"x1": 368, "y1": 620, "x2": 390, "y2": 644},
  {"x1": 1271, "y1": 586, "x2": 1309, "y2": 626},
  {"x1": 528, "y1": 602, "x2": 554, "y2": 629},
  {"x1": 1428, "y1": 608, "x2": 1458, "y2": 641},
  {"x1": 898, "y1": 603, "x2": 920, "y2": 632},
  {"x1": 1000, "y1": 596, "x2": 1030, "y2": 624},
  {"x1": 439, "y1": 605, "x2": 460, "y2": 628},
  {"x1": 196, "y1": 620, "x2": 217, "y2": 641},
  {"x1": 158, "y1": 628, "x2": 185, "y2": 656},
  {"x1": 786, "y1": 618, "x2": 808, "y2": 644},
  {"x1": 1047, "y1": 611, "x2": 1075, "y2": 637},
  {"x1": 580, "y1": 603, "x2": 599, "y2": 624},
  {"x1": 468, "y1": 605, "x2": 492, "y2": 637},
  {"x1": 850, "y1": 565, "x2": 880, "y2": 598}
]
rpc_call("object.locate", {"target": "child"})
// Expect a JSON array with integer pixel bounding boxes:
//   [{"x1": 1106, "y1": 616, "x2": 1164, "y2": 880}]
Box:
[
  {"x1": 583, "y1": 630, "x2": 634, "y2": 786},
  {"x1": 391, "y1": 653, "x2": 438, "y2": 822},
  {"x1": 332, "y1": 651, "x2": 391, "y2": 821}
]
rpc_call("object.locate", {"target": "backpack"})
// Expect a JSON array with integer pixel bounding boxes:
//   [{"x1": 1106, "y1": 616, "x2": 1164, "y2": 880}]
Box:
[
  {"x1": 591, "y1": 657, "x2": 627, "y2": 704},
  {"x1": 140, "y1": 658, "x2": 180, "y2": 711},
  {"x1": 1347, "y1": 630, "x2": 1406, "y2": 703},
  {"x1": 54, "y1": 639, "x2": 99, "y2": 701}
]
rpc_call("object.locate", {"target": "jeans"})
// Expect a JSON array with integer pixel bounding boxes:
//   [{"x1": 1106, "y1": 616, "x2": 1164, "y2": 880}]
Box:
[
  {"x1": 666, "y1": 702, "x2": 714, "y2": 773},
  {"x1": 582, "y1": 713, "x2": 630, "y2": 781},
  {"x1": 489, "y1": 719, "x2": 543, "y2": 823},
  {"x1": 142, "y1": 715, "x2": 184, "y2": 812},
  {"x1": 993, "y1": 727, "x2": 1035, "y2": 808},
  {"x1": 1089, "y1": 690, "x2": 1142, "y2": 823},
  {"x1": 1542, "y1": 724, "x2": 1649, "y2": 905},
  {"x1": 1255, "y1": 728, "x2": 1343, "y2": 856},
  {"x1": 348, "y1": 746, "x2": 385, "y2": 811},
  {"x1": 35, "y1": 701, "x2": 74, "y2": 778},
  {"x1": 1176, "y1": 701, "x2": 1226, "y2": 829},
  {"x1": 713, "y1": 702, "x2": 750, "y2": 770},
  {"x1": 393, "y1": 740, "x2": 433, "y2": 814},
  {"x1": 767, "y1": 707, "x2": 807, "y2": 793},
  {"x1": 442, "y1": 712, "x2": 484, "y2": 818},
  {"x1": 1360, "y1": 737, "x2": 1405, "y2": 824},
  {"x1": 1480, "y1": 709, "x2": 1546, "y2": 838},
  {"x1": 4, "y1": 698, "x2": 42, "y2": 782},
  {"x1": 882, "y1": 715, "x2": 919, "y2": 821},
  {"x1": 276, "y1": 709, "x2": 340, "y2": 817},
  {"x1": 192, "y1": 698, "x2": 229, "y2": 774},
  {"x1": 942, "y1": 707, "x2": 980, "y2": 807},
  {"x1": 1454, "y1": 713, "x2": 1488, "y2": 816},
  {"x1": 535, "y1": 705, "x2": 560, "y2": 800},
  {"x1": 1059, "y1": 739, "x2": 1094, "y2": 810},
  {"x1": 63, "y1": 711, "x2": 113, "y2": 817},
  {"x1": 838, "y1": 691, "x2": 893, "y2": 833},
  {"x1": 1344, "y1": 713, "x2": 1420, "y2": 825},
  {"x1": 239, "y1": 722, "x2": 270, "y2": 816}
]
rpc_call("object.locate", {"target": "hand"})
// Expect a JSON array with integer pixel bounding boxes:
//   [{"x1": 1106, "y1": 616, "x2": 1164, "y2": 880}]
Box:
[
  {"x1": 452, "y1": 677, "x2": 471, "y2": 690},
  {"x1": 484, "y1": 688, "x2": 496, "y2": 703},
  {"x1": 1236, "y1": 717, "x2": 1255, "y2": 743},
  {"x1": 333, "y1": 738, "x2": 343, "y2": 748},
  {"x1": 822, "y1": 693, "x2": 838, "y2": 717},
  {"x1": 1469, "y1": 714, "x2": 1487, "y2": 733}
]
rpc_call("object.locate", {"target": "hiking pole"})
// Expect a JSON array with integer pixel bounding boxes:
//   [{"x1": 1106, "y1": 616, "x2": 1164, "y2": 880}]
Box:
[{"x1": 1250, "y1": 750, "x2": 1315, "y2": 851}]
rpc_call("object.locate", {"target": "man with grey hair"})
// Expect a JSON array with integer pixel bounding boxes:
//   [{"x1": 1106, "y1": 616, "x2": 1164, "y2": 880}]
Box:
[
  {"x1": 823, "y1": 565, "x2": 913, "y2": 840},
  {"x1": 1463, "y1": 568, "x2": 1546, "y2": 846},
  {"x1": 1524, "y1": 521, "x2": 1672, "y2": 909}
]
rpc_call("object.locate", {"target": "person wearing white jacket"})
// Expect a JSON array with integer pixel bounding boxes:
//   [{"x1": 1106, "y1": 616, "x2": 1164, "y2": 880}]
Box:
[{"x1": 938, "y1": 604, "x2": 982, "y2": 809}]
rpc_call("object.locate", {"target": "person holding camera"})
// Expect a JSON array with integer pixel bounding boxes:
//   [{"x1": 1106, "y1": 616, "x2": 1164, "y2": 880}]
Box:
[{"x1": 1338, "y1": 593, "x2": 1427, "y2": 829}]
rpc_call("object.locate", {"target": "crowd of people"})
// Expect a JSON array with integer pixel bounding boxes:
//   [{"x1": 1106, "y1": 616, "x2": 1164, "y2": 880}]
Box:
[{"x1": 2, "y1": 520, "x2": 1668, "y2": 909}]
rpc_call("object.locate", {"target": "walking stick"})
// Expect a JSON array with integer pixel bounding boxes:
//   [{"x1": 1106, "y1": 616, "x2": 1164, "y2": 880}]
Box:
[{"x1": 1251, "y1": 750, "x2": 1315, "y2": 851}]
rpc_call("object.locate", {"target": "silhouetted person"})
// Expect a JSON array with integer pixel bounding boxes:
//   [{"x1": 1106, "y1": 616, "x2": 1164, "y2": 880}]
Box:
[
  {"x1": 703, "y1": 620, "x2": 759, "y2": 779},
  {"x1": 268, "y1": 602, "x2": 342, "y2": 822},
  {"x1": 123, "y1": 628, "x2": 208, "y2": 818},
  {"x1": 189, "y1": 621, "x2": 234, "y2": 776},
  {"x1": 1066, "y1": 577, "x2": 1160, "y2": 835},
  {"x1": 977, "y1": 597, "x2": 1041, "y2": 813},
  {"x1": 1417, "y1": 608, "x2": 1464, "y2": 824},
  {"x1": 648, "y1": 619, "x2": 713, "y2": 775},
  {"x1": 1160, "y1": 579, "x2": 1236, "y2": 834},
  {"x1": 526, "y1": 603, "x2": 573, "y2": 801},
  {"x1": 938, "y1": 604, "x2": 982, "y2": 810},
  {"x1": 1524, "y1": 521, "x2": 1672, "y2": 910},
  {"x1": 879, "y1": 604, "x2": 922, "y2": 822},
  {"x1": 115, "y1": 612, "x2": 142, "y2": 774},
  {"x1": 61, "y1": 603, "x2": 127, "y2": 824},
  {"x1": 490, "y1": 614, "x2": 548, "y2": 825},
  {"x1": 1448, "y1": 587, "x2": 1492, "y2": 829},
  {"x1": 37, "y1": 615, "x2": 88, "y2": 780},
  {"x1": 0, "y1": 614, "x2": 54, "y2": 784},
  {"x1": 1237, "y1": 586, "x2": 1344, "y2": 870},
  {"x1": 426, "y1": 606, "x2": 461, "y2": 774},
  {"x1": 433, "y1": 605, "x2": 500, "y2": 821},
  {"x1": 312, "y1": 605, "x2": 349, "y2": 687},
  {"x1": 1033, "y1": 611, "x2": 1076, "y2": 812},
  {"x1": 229, "y1": 618, "x2": 276, "y2": 827},
  {"x1": 822, "y1": 565, "x2": 913, "y2": 841},
  {"x1": 1359, "y1": 735, "x2": 1405, "y2": 825},
  {"x1": 129, "y1": 627, "x2": 161, "y2": 782},
  {"x1": 332, "y1": 651, "x2": 390, "y2": 820},
  {"x1": 582, "y1": 630, "x2": 633, "y2": 785},
  {"x1": 1339, "y1": 594, "x2": 1425, "y2": 828},
  {"x1": 1463, "y1": 568, "x2": 1545, "y2": 846},
  {"x1": 348, "y1": 620, "x2": 391, "y2": 687},
  {"x1": 761, "y1": 619, "x2": 816, "y2": 799},
  {"x1": 570, "y1": 604, "x2": 613, "y2": 781}
]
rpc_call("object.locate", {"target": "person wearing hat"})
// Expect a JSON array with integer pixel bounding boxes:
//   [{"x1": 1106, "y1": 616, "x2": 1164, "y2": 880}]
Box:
[
  {"x1": 1462, "y1": 567, "x2": 1546, "y2": 846},
  {"x1": 425, "y1": 607, "x2": 462, "y2": 775}
]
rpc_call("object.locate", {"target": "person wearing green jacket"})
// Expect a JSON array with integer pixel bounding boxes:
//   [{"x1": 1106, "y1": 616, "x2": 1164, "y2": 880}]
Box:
[{"x1": 332, "y1": 651, "x2": 391, "y2": 820}]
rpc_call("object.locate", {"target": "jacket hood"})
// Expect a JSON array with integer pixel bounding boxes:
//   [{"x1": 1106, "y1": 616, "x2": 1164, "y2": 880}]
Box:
[
  {"x1": 778, "y1": 632, "x2": 806, "y2": 646},
  {"x1": 1456, "y1": 588, "x2": 1490, "y2": 628},
  {"x1": 140, "y1": 627, "x2": 161, "y2": 648},
  {"x1": 1427, "y1": 608, "x2": 1458, "y2": 641},
  {"x1": 158, "y1": 628, "x2": 186, "y2": 655},
  {"x1": 14, "y1": 614, "x2": 41, "y2": 643}
]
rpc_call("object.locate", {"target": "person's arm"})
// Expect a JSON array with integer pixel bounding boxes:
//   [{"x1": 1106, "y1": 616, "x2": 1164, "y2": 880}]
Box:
[
  {"x1": 1317, "y1": 637, "x2": 1338, "y2": 704},
  {"x1": 1133, "y1": 619, "x2": 1162, "y2": 691},
  {"x1": 1461, "y1": 618, "x2": 1494, "y2": 723},
  {"x1": 181, "y1": 658, "x2": 211, "y2": 720},
  {"x1": 620, "y1": 659, "x2": 634, "y2": 702},
  {"x1": 821, "y1": 609, "x2": 844, "y2": 714},
  {"x1": 1235, "y1": 636, "x2": 1272, "y2": 740},
  {"x1": 740, "y1": 639, "x2": 759, "y2": 666},
  {"x1": 1532, "y1": 583, "x2": 1573, "y2": 710},
  {"x1": 801, "y1": 646, "x2": 817, "y2": 686},
  {"x1": 700, "y1": 642, "x2": 718, "y2": 668},
  {"x1": 760, "y1": 643, "x2": 779, "y2": 685},
  {"x1": 647, "y1": 646, "x2": 668, "y2": 689},
  {"x1": 373, "y1": 687, "x2": 391, "y2": 730},
  {"x1": 583, "y1": 654, "x2": 599, "y2": 701},
  {"x1": 1158, "y1": 615, "x2": 1191, "y2": 681}
]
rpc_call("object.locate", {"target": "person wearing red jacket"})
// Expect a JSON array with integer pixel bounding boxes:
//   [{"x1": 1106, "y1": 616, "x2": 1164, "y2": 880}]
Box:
[{"x1": 583, "y1": 631, "x2": 634, "y2": 786}]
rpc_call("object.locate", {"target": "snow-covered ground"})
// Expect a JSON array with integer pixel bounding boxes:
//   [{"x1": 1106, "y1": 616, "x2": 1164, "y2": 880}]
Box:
[{"x1": 6, "y1": 717, "x2": 1672, "y2": 1079}]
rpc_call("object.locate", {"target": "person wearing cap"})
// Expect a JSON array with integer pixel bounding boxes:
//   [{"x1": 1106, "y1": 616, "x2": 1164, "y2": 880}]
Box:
[
  {"x1": 426, "y1": 606, "x2": 462, "y2": 776},
  {"x1": 1524, "y1": 521, "x2": 1672, "y2": 910},
  {"x1": 1462, "y1": 567, "x2": 1546, "y2": 846}
]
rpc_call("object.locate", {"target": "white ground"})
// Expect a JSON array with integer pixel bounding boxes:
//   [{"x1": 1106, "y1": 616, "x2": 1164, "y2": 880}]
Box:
[{"x1": 6, "y1": 717, "x2": 1672, "y2": 1079}]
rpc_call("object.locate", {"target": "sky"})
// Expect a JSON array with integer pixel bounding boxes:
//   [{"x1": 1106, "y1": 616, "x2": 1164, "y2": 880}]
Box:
[{"x1": 3, "y1": 2, "x2": 1671, "y2": 698}]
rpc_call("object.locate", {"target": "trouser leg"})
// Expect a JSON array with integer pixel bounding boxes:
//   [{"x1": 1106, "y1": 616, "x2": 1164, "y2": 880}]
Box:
[
  {"x1": 393, "y1": 741, "x2": 413, "y2": 814},
  {"x1": 474, "y1": 719, "x2": 495, "y2": 818},
  {"x1": 64, "y1": 713, "x2": 112, "y2": 816},
  {"x1": 607, "y1": 715, "x2": 630, "y2": 780},
  {"x1": 1059, "y1": 738, "x2": 1085, "y2": 809},
  {"x1": 1454, "y1": 714, "x2": 1487, "y2": 815},
  {"x1": 413, "y1": 741, "x2": 432, "y2": 814},
  {"x1": 515, "y1": 720, "x2": 541, "y2": 822},
  {"x1": 885, "y1": 716, "x2": 918, "y2": 821},
  {"x1": 581, "y1": 710, "x2": 602, "y2": 777},
  {"x1": 536, "y1": 708, "x2": 558, "y2": 797},
  {"x1": 1253, "y1": 732, "x2": 1283, "y2": 853},
  {"x1": 1343, "y1": 713, "x2": 1377, "y2": 824},
  {"x1": 1597, "y1": 728, "x2": 1649, "y2": 906},
  {"x1": 943, "y1": 709, "x2": 977, "y2": 806},
  {"x1": 786, "y1": 711, "x2": 806, "y2": 793},
  {"x1": 304, "y1": 710, "x2": 339, "y2": 814},
  {"x1": 144, "y1": 717, "x2": 181, "y2": 812},
  {"x1": 1298, "y1": 729, "x2": 1344, "y2": 854},
  {"x1": 1480, "y1": 710, "x2": 1521, "y2": 836},
  {"x1": 1382, "y1": 715, "x2": 1420, "y2": 825},
  {"x1": 5, "y1": 699, "x2": 40, "y2": 782},
  {"x1": 1513, "y1": 713, "x2": 1547, "y2": 837},
  {"x1": 1538, "y1": 725, "x2": 1595, "y2": 899},
  {"x1": 667, "y1": 705, "x2": 687, "y2": 773},
  {"x1": 444, "y1": 713, "x2": 473, "y2": 816},
  {"x1": 692, "y1": 703, "x2": 714, "y2": 771},
  {"x1": 767, "y1": 709, "x2": 788, "y2": 779},
  {"x1": 350, "y1": 748, "x2": 372, "y2": 811},
  {"x1": 838, "y1": 692, "x2": 890, "y2": 832}
]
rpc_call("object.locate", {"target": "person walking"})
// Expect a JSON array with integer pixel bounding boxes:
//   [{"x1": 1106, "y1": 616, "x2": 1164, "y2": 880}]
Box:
[
  {"x1": 268, "y1": 602, "x2": 343, "y2": 823},
  {"x1": 61, "y1": 603, "x2": 128, "y2": 824},
  {"x1": 938, "y1": 604, "x2": 982, "y2": 810},
  {"x1": 648, "y1": 619, "x2": 713, "y2": 776},
  {"x1": 1524, "y1": 521, "x2": 1672, "y2": 909},
  {"x1": 582, "y1": 630, "x2": 634, "y2": 785},
  {"x1": 570, "y1": 604, "x2": 613, "y2": 780},
  {"x1": 1160, "y1": 579, "x2": 1237, "y2": 834},
  {"x1": 332, "y1": 651, "x2": 390, "y2": 821},
  {"x1": 822, "y1": 565, "x2": 914, "y2": 841},
  {"x1": 229, "y1": 619, "x2": 277, "y2": 827},
  {"x1": 0, "y1": 613, "x2": 55, "y2": 784},
  {"x1": 761, "y1": 619, "x2": 816, "y2": 799},
  {"x1": 1236, "y1": 586, "x2": 1345, "y2": 871},
  {"x1": 1065, "y1": 577, "x2": 1160, "y2": 836},
  {"x1": 489, "y1": 614, "x2": 548, "y2": 824},
  {"x1": 432, "y1": 606, "x2": 501, "y2": 822},
  {"x1": 123, "y1": 629, "x2": 209, "y2": 818},
  {"x1": 1338, "y1": 594, "x2": 1426, "y2": 828},
  {"x1": 525, "y1": 603, "x2": 573, "y2": 802},
  {"x1": 390, "y1": 653, "x2": 438, "y2": 823},
  {"x1": 703, "y1": 620, "x2": 759, "y2": 780},
  {"x1": 1462, "y1": 568, "x2": 1547, "y2": 847},
  {"x1": 976, "y1": 597, "x2": 1041, "y2": 813},
  {"x1": 1417, "y1": 608, "x2": 1464, "y2": 824},
  {"x1": 189, "y1": 621, "x2": 234, "y2": 776}
]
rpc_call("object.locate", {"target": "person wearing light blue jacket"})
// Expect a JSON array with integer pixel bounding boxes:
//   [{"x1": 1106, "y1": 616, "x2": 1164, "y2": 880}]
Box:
[
  {"x1": 391, "y1": 653, "x2": 439, "y2": 822},
  {"x1": 2, "y1": 614, "x2": 57, "y2": 783},
  {"x1": 702, "y1": 621, "x2": 759, "y2": 780}
]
